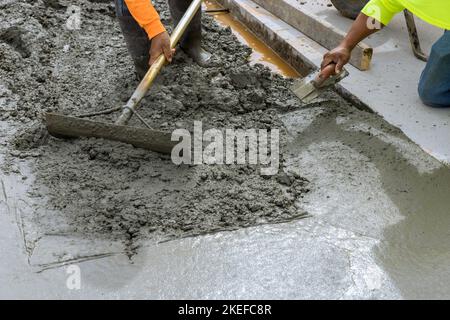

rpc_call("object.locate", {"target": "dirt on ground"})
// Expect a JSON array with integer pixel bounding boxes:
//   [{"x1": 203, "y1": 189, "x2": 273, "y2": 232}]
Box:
[{"x1": 0, "y1": 0, "x2": 323, "y2": 251}]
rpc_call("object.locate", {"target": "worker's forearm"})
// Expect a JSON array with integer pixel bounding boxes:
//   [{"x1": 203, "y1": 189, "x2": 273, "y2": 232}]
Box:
[{"x1": 340, "y1": 13, "x2": 382, "y2": 50}]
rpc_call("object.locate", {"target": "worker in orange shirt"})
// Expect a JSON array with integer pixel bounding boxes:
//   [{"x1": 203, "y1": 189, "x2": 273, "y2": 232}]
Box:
[{"x1": 114, "y1": 0, "x2": 212, "y2": 79}]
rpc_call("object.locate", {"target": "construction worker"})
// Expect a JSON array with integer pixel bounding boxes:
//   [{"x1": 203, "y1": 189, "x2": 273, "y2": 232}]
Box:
[
  {"x1": 320, "y1": 0, "x2": 450, "y2": 107},
  {"x1": 114, "y1": 0, "x2": 212, "y2": 79}
]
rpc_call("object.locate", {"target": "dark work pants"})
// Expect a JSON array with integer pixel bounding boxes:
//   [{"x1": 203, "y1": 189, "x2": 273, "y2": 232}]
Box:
[
  {"x1": 418, "y1": 30, "x2": 450, "y2": 107},
  {"x1": 114, "y1": 0, "x2": 202, "y2": 78}
]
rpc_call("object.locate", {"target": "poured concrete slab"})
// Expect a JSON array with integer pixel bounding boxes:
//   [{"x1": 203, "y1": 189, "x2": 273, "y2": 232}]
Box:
[
  {"x1": 218, "y1": 0, "x2": 450, "y2": 164},
  {"x1": 2, "y1": 101, "x2": 450, "y2": 299}
]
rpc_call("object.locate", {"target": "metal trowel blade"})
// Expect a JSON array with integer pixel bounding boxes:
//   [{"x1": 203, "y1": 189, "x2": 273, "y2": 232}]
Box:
[{"x1": 290, "y1": 68, "x2": 349, "y2": 104}]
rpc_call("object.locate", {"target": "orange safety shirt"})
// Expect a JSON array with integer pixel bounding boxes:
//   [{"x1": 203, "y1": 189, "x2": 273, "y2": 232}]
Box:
[{"x1": 124, "y1": 0, "x2": 166, "y2": 39}]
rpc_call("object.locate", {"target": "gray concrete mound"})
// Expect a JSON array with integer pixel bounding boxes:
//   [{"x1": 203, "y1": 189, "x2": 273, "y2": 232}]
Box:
[{"x1": 1, "y1": 0, "x2": 311, "y2": 250}]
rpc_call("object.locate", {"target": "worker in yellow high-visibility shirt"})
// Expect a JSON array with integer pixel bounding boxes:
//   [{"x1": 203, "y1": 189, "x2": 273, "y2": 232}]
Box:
[
  {"x1": 320, "y1": 0, "x2": 450, "y2": 107},
  {"x1": 114, "y1": 0, "x2": 212, "y2": 79}
]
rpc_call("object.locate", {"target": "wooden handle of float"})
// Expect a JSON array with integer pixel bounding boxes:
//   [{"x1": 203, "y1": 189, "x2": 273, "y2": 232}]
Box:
[{"x1": 115, "y1": 0, "x2": 203, "y2": 126}]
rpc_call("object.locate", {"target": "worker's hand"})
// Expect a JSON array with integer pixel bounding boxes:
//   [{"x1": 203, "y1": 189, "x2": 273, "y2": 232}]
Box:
[
  {"x1": 320, "y1": 45, "x2": 351, "y2": 79},
  {"x1": 149, "y1": 31, "x2": 175, "y2": 66}
]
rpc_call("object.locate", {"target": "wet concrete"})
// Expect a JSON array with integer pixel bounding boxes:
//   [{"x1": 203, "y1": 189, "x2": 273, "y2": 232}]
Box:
[
  {"x1": 241, "y1": 0, "x2": 450, "y2": 163},
  {"x1": 1, "y1": 0, "x2": 309, "y2": 251},
  {"x1": 281, "y1": 103, "x2": 450, "y2": 299}
]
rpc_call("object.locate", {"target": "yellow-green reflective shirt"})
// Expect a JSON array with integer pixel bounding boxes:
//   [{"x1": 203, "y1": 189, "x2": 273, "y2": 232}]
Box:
[{"x1": 362, "y1": 0, "x2": 450, "y2": 30}]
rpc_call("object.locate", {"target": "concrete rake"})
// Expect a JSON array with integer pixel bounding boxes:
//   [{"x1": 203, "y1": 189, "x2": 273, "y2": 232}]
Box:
[{"x1": 45, "y1": 0, "x2": 203, "y2": 154}]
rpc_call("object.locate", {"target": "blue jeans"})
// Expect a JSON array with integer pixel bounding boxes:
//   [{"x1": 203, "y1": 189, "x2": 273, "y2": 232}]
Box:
[{"x1": 418, "y1": 30, "x2": 450, "y2": 107}]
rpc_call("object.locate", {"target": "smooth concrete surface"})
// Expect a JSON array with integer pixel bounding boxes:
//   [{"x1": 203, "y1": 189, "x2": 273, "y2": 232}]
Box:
[
  {"x1": 221, "y1": 0, "x2": 450, "y2": 164},
  {"x1": 298, "y1": 0, "x2": 450, "y2": 164}
]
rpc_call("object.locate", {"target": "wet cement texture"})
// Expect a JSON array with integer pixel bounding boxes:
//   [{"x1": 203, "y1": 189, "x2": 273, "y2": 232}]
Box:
[
  {"x1": 0, "y1": 0, "x2": 308, "y2": 252},
  {"x1": 1, "y1": 0, "x2": 450, "y2": 299}
]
